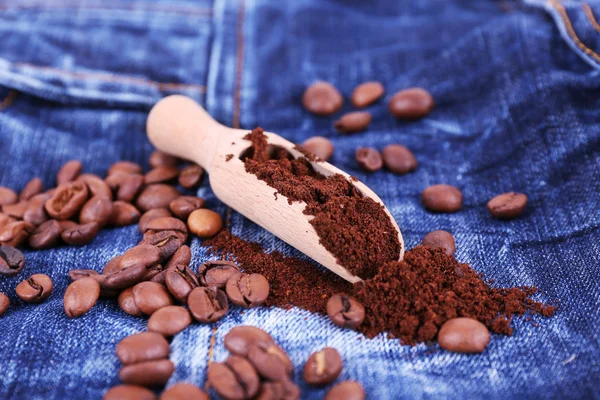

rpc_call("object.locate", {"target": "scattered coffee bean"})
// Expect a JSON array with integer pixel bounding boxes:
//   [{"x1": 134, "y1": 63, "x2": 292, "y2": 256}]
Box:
[
  {"x1": 120, "y1": 245, "x2": 162, "y2": 270},
  {"x1": 382, "y1": 144, "x2": 417, "y2": 174},
  {"x1": 104, "y1": 263, "x2": 148, "y2": 290},
  {"x1": 208, "y1": 356, "x2": 260, "y2": 400},
  {"x1": 326, "y1": 294, "x2": 365, "y2": 329},
  {"x1": 325, "y1": 381, "x2": 365, "y2": 400},
  {"x1": 118, "y1": 287, "x2": 143, "y2": 317},
  {"x1": 132, "y1": 282, "x2": 174, "y2": 315},
  {"x1": 108, "y1": 161, "x2": 143, "y2": 176},
  {"x1": 487, "y1": 192, "x2": 527, "y2": 219},
  {"x1": 169, "y1": 196, "x2": 205, "y2": 220},
  {"x1": 106, "y1": 172, "x2": 145, "y2": 203},
  {"x1": 20, "y1": 177, "x2": 43, "y2": 201},
  {"x1": 139, "y1": 208, "x2": 172, "y2": 233},
  {"x1": 0, "y1": 245, "x2": 25, "y2": 276},
  {"x1": 145, "y1": 166, "x2": 180, "y2": 185},
  {"x1": 389, "y1": 87, "x2": 434, "y2": 119},
  {"x1": 104, "y1": 385, "x2": 157, "y2": 400},
  {"x1": 119, "y1": 359, "x2": 175, "y2": 387},
  {"x1": 103, "y1": 255, "x2": 124, "y2": 275},
  {"x1": 165, "y1": 264, "x2": 199, "y2": 303},
  {"x1": 256, "y1": 379, "x2": 300, "y2": 400},
  {"x1": 188, "y1": 286, "x2": 228, "y2": 323},
  {"x1": 303, "y1": 81, "x2": 343, "y2": 116},
  {"x1": 150, "y1": 151, "x2": 178, "y2": 169},
  {"x1": 58, "y1": 220, "x2": 78, "y2": 231},
  {"x1": 301, "y1": 136, "x2": 334, "y2": 161},
  {"x1": 187, "y1": 209, "x2": 223, "y2": 238},
  {"x1": 15, "y1": 273, "x2": 53, "y2": 303},
  {"x1": 148, "y1": 306, "x2": 192, "y2": 336},
  {"x1": 143, "y1": 217, "x2": 187, "y2": 236},
  {"x1": 178, "y1": 164, "x2": 204, "y2": 189},
  {"x1": 197, "y1": 260, "x2": 240, "y2": 288},
  {"x1": 141, "y1": 230, "x2": 184, "y2": 262},
  {"x1": 247, "y1": 341, "x2": 293, "y2": 381},
  {"x1": 422, "y1": 184, "x2": 462, "y2": 213},
  {"x1": 0, "y1": 220, "x2": 35, "y2": 247},
  {"x1": 61, "y1": 222, "x2": 100, "y2": 246},
  {"x1": 159, "y1": 383, "x2": 208, "y2": 400},
  {"x1": 69, "y1": 269, "x2": 101, "y2": 281},
  {"x1": 0, "y1": 292, "x2": 9, "y2": 316},
  {"x1": 0, "y1": 187, "x2": 18, "y2": 206},
  {"x1": 45, "y1": 181, "x2": 89, "y2": 220},
  {"x1": 79, "y1": 173, "x2": 113, "y2": 199},
  {"x1": 109, "y1": 201, "x2": 141, "y2": 226},
  {"x1": 116, "y1": 332, "x2": 170, "y2": 365},
  {"x1": 226, "y1": 273, "x2": 269, "y2": 308},
  {"x1": 23, "y1": 193, "x2": 51, "y2": 226},
  {"x1": 57, "y1": 160, "x2": 82, "y2": 185},
  {"x1": 351, "y1": 81, "x2": 385, "y2": 108},
  {"x1": 224, "y1": 326, "x2": 275, "y2": 357},
  {"x1": 64, "y1": 277, "x2": 100, "y2": 318},
  {"x1": 355, "y1": 147, "x2": 383, "y2": 172},
  {"x1": 136, "y1": 184, "x2": 181, "y2": 212},
  {"x1": 334, "y1": 111, "x2": 371, "y2": 133},
  {"x1": 303, "y1": 347, "x2": 343, "y2": 386},
  {"x1": 421, "y1": 230, "x2": 456, "y2": 256},
  {"x1": 165, "y1": 245, "x2": 191, "y2": 270},
  {"x1": 438, "y1": 317, "x2": 490, "y2": 353},
  {"x1": 2, "y1": 201, "x2": 28, "y2": 220},
  {"x1": 80, "y1": 195, "x2": 113, "y2": 227}
]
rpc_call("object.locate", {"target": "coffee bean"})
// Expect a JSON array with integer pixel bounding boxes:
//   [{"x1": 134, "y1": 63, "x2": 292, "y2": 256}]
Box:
[
  {"x1": 139, "y1": 208, "x2": 172, "y2": 233},
  {"x1": 0, "y1": 221, "x2": 35, "y2": 247},
  {"x1": 2, "y1": 201, "x2": 28, "y2": 219},
  {"x1": 197, "y1": 260, "x2": 240, "y2": 289},
  {"x1": 142, "y1": 217, "x2": 187, "y2": 236},
  {"x1": 301, "y1": 136, "x2": 334, "y2": 161},
  {"x1": 303, "y1": 347, "x2": 343, "y2": 386},
  {"x1": 105, "y1": 172, "x2": 145, "y2": 203},
  {"x1": 224, "y1": 326, "x2": 274, "y2": 357},
  {"x1": 421, "y1": 230, "x2": 456, "y2": 256},
  {"x1": 0, "y1": 213, "x2": 14, "y2": 230},
  {"x1": 159, "y1": 383, "x2": 208, "y2": 400},
  {"x1": 16, "y1": 273, "x2": 53, "y2": 303},
  {"x1": 103, "y1": 255, "x2": 123, "y2": 275},
  {"x1": 334, "y1": 111, "x2": 371, "y2": 133},
  {"x1": 178, "y1": 164, "x2": 204, "y2": 189},
  {"x1": 0, "y1": 246, "x2": 25, "y2": 276},
  {"x1": 132, "y1": 282, "x2": 174, "y2": 315},
  {"x1": 79, "y1": 195, "x2": 112, "y2": 227},
  {"x1": 28, "y1": 220, "x2": 62, "y2": 249},
  {"x1": 355, "y1": 148, "x2": 383, "y2": 172},
  {"x1": 169, "y1": 196, "x2": 205, "y2": 220},
  {"x1": 208, "y1": 356, "x2": 260, "y2": 400},
  {"x1": 69, "y1": 269, "x2": 100, "y2": 281},
  {"x1": 389, "y1": 88, "x2": 434, "y2": 119},
  {"x1": 256, "y1": 379, "x2": 300, "y2": 400},
  {"x1": 148, "y1": 305, "x2": 192, "y2": 336},
  {"x1": 116, "y1": 331, "x2": 170, "y2": 365},
  {"x1": 141, "y1": 230, "x2": 185, "y2": 262},
  {"x1": 165, "y1": 264, "x2": 199, "y2": 303},
  {"x1": 325, "y1": 381, "x2": 365, "y2": 400},
  {"x1": 145, "y1": 166, "x2": 180, "y2": 185},
  {"x1": 326, "y1": 294, "x2": 365, "y2": 329},
  {"x1": 120, "y1": 245, "x2": 162, "y2": 270},
  {"x1": 0, "y1": 292, "x2": 9, "y2": 316},
  {"x1": 303, "y1": 81, "x2": 343, "y2": 116},
  {"x1": 58, "y1": 220, "x2": 78, "y2": 231},
  {"x1": 20, "y1": 177, "x2": 43, "y2": 201},
  {"x1": 108, "y1": 161, "x2": 143, "y2": 176},
  {"x1": 351, "y1": 81, "x2": 385, "y2": 108},
  {"x1": 64, "y1": 277, "x2": 100, "y2": 318},
  {"x1": 382, "y1": 144, "x2": 417, "y2": 175},
  {"x1": 422, "y1": 184, "x2": 462, "y2": 213},
  {"x1": 150, "y1": 151, "x2": 179, "y2": 169},
  {"x1": 0, "y1": 187, "x2": 18, "y2": 206},
  {"x1": 79, "y1": 173, "x2": 113, "y2": 200},
  {"x1": 247, "y1": 341, "x2": 293, "y2": 380},
  {"x1": 119, "y1": 359, "x2": 175, "y2": 387},
  {"x1": 118, "y1": 287, "x2": 143, "y2": 317},
  {"x1": 104, "y1": 385, "x2": 156, "y2": 400},
  {"x1": 188, "y1": 286, "x2": 228, "y2": 323},
  {"x1": 109, "y1": 201, "x2": 141, "y2": 226},
  {"x1": 136, "y1": 184, "x2": 181, "y2": 212},
  {"x1": 23, "y1": 193, "x2": 51, "y2": 226},
  {"x1": 61, "y1": 222, "x2": 100, "y2": 246},
  {"x1": 438, "y1": 318, "x2": 490, "y2": 353},
  {"x1": 187, "y1": 209, "x2": 222, "y2": 238},
  {"x1": 226, "y1": 273, "x2": 269, "y2": 308},
  {"x1": 57, "y1": 160, "x2": 82, "y2": 185},
  {"x1": 45, "y1": 181, "x2": 89, "y2": 220},
  {"x1": 165, "y1": 245, "x2": 191, "y2": 270},
  {"x1": 487, "y1": 192, "x2": 527, "y2": 219},
  {"x1": 104, "y1": 263, "x2": 148, "y2": 290}
]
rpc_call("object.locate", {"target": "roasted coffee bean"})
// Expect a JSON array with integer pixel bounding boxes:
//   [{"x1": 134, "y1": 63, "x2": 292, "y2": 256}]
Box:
[
  {"x1": 58, "y1": 220, "x2": 78, "y2": 231},
  {"x1": 0, "y1": 292, "x2": 9, "y2": 316},
  {"x1": 438, "y1": 318, "x2": 490, "y2": 353},
  {"x1": 165, "y1": 264, "x2": 199, "y2": 303},
  {"x1": 20, "y1": 177, "x2": 43, "y2": 201},
  {"x1": 57, "y1": 160, "x2": 82, "y2": 185},
  {"x1": 116, "y1": 331, "x2": 170, "y2": 365},
  {"x1": 301, "y1": 136, "x2": 334, "y2": 161},
  {"x1": 150, "y1": 269, "x2": 169, "y2": 285},
  {"x1": 143, "y1": 217, "x2": 187, "y2": 235},
  {"x1": 0, "y1": 221, "x2": 34, "y2": 247},
  {"x1": 108, "y1": 161, "x2": 143, "y2": 176},
  {"x1": 150, "y1": 151, "x2": 178, "y2": 168},
  {"x1": 132, "y1": 282, "x2": 174, "y2": 315},
  {"x1": 382, "y1": 144, "x2": 417, "y2": 174},
  {"x1": 226, "y1": 273, "x2": 269, "y2": 308},
  {"x1": 103, "y1": 255, "x2": 123, "y2": 275},
  {"x1": 80, "y1": 195, "x2": 112, "y2": 227},
  {"x1": 355, "y1": 147, "x2": 383, "y2": 172},
  {"x1": 104, "y1": 385, "x2": 156, "y2": 400},
  {"x1": 118, "y1": 287, "x2": 143, "y2": 317},
  {"x1": 139, "y1": 208, "x2": 172, "y2": 233},
  {"x1": 69, "y1": 269, "x2": 100, "y2": 281},
  {"x1": 487, "y1": 192, "x2": 528, "y2": 219},
  {"x1": 422, "y1": 184, "x2": 462, "y2": 213},
  {"x1": 141, "y1": 262, "x2": 165, "y2": 282},
  {"x1": 148, "y1": 306, "x2": 192, "y2": 336},
  {"x1": 224, "y1": 326, "x2": 275, "y2": 357},
  {"x1": 0, "y1": 246, "x2": 25, "y2": 276},
  {"x1": 247, "y1": 341, "x2": 293, "y2": 380},
  {"x1": 145, "y1": 166, "x2": 180, "y2": 185},
  {"x1": 141, "y1": 230, "x2": 184, "y2": 262},
  {"x1": 188, "y1": 286, "x2": 228, "y2": 323},
  {"x1": 2, "y1": 201, "x2": 28, "y2": 219},
  {"x1": 61, "y1": 222, "x2": 99, "y2": 246},
  {"x1": 105, "y1": 172, "x2": 145, "y2": 203},
  {"x1": 165, "y1": 245, "x2": 191, "y2": 270},
  {"x1": 23, "y1": 193, "x2": 51, "y2": 226},
  {"x1": 169, "y1": 196, "x2": 205, "y2": 220},
  {"x1": 197, "y1": 260, "x2": 240, "y2": 289},
  {"x1": 104, "y1": 263, "x2": 148, "y2": 290},
  {"x1": 16, "y1": 273, "x2": 53, "y2": 303},
  {"x1": 324, "y1": 381, "x2": 365, "y2": 400},
  {"x1": 303, "y1": 347, "x2": 343, "y2": 386},
  {"x1": 120, "y1": 245, "x2": 162, "y2": 269},
  {"x1": 119, "y1": 359, "x2": 175, "y2": 387},
  {"x1": 421, "y1": 230, "x2": 456, "y2": 256},
  {"x1": 303, "y1": 81, "x2": 343, "y2": 116},
  {"x1": 326, "y1": 294, "x2": 365, "y2": 329},
  {"x1": 389, "y1": 88, "x2": 434, "y2": 119},
  {"x1": 256, "y1": 379, "x2": 300, "y2": 400},
  {"x1": 208, "y1": 356, "x2": 260, "y2": 400},
  {"x1": 0, "y1": 213, "x2": 13, "y2": 230},
  {"x1": 28, "y1": 220, "x2": 62, "y2": 249},
  {"x1": 178, "y1": 164, "x2": 204, "y2": 189},
  {"x1": 78, "y1": 173, "x2": 113, "y2": 199},
  {"x1": 159, "y1": 383, "x2": 208, "y2": 400},
  {"x1": 136, "y1": 184, "x2": 181, "y2": 212},
  {"x1": 187, "y1": 209, "x2": 222, "y2": 238},
  {"x1": 64, "y1": 277, "x2": 100, "y2": 318},
  {"x1": 0, "y1": 187, "x2": 18, "y2": 206},
  {"x1": 334, "y1": 111, "x2": 371, "y2": 133},
  {"x1": 45, "y1": 181, "x2": 89, "y2": 220},
  {"x1": 109, "y1": 201, "x2": 141, "y2": 226},
  {"x1": 351, "y1": 81, "x2": 385, "y2": 108}
]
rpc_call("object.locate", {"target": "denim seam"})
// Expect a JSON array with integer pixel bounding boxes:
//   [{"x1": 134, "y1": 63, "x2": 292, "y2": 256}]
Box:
[
  {"x1": 582, "y1": 2, "x2": 600, "y2": 33},
  {"x1": 0, "y1": 2, "x2": 213, "y2": 16},
  {"x1": 0, "y1": 90, "x2": 18, "y2": 111}
]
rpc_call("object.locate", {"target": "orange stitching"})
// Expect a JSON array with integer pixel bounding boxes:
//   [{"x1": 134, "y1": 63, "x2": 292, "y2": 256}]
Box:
[
  {"x1": 204, "y1": 325, "x2": 218, "y2": 392},
  {"x1": 0, "y1": 90, "x2": 18, "y2": 110},
  {"x1": 0, "y1": 3, "x2": 212, "y2": 16},
  {"x1": 549, "y1": 0, "x2": 600, "y2": 63},
  {"x1": 232, "y1": 0, "x2": 246, "y2": 129},
  {"x1": 12, "y1": 62, "x2": 206, "y2": 92},
  {"x1": 582, "y1": 3, "x2": 600, "y2": 33}
]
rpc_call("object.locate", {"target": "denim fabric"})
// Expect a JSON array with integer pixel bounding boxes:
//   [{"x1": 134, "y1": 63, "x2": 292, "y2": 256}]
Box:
[{"x1": 1, "y1": 1, "x2": 599, "y2": 399}]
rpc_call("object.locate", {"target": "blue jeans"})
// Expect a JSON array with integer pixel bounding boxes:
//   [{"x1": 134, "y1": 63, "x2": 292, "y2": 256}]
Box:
[{"x1": 1, "y1": 1, "x2": 599, "y2": 398}]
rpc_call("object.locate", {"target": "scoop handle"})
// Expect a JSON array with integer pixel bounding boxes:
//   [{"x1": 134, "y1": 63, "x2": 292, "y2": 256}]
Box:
[{"x1": 146, "y1": 95, "x2": 224, "y2": 172}]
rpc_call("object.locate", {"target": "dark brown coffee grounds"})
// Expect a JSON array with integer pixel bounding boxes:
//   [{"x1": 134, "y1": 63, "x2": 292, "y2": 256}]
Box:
[{"x1": 241, "y1": 127, "x2": 401, "y2": 279}]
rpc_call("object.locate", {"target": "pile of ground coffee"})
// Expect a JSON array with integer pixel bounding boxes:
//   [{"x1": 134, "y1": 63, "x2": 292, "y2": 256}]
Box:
[{"x1": 241, "y1": 128, "x2": 401, "y2": 279}]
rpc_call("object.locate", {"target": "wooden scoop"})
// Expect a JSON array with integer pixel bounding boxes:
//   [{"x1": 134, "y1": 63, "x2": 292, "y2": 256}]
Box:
[{"x1": 146, "y1": 95, "x2": 404, "y2": 283}]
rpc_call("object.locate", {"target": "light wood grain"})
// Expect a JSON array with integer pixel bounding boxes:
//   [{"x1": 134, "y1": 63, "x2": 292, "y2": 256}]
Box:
[{"x1": 147, "y1": 95, "x2": 404, "y2": 283}]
